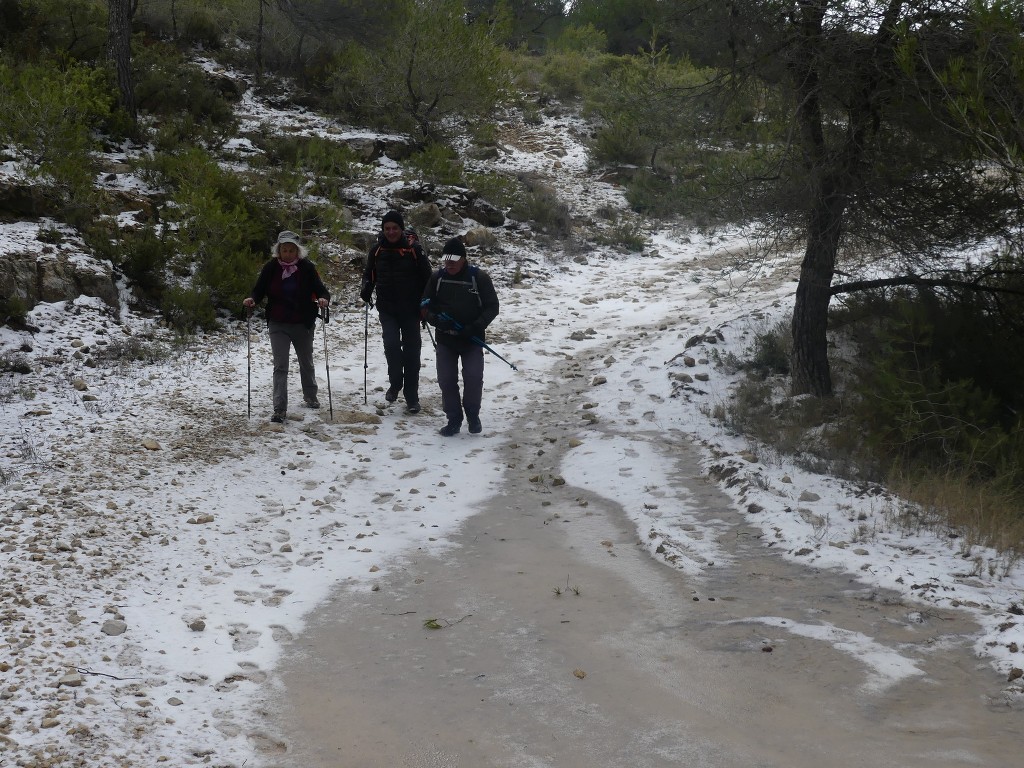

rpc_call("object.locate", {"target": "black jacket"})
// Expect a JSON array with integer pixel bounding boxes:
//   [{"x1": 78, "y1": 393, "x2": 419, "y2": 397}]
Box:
[
  {"x1": 250, "y1": 258, "x2": 329, "y2": 328},
  {"x1": 361, "y1": 234, "x2": 431, "y2": 316},
  {"x1": 422, "y1": 263, "x2": 499, "y2": 351}
]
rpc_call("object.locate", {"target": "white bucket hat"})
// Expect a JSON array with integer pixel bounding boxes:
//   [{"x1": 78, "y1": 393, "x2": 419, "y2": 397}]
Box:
[{"x1": 275, "y1": 230, "x2": 307, "y2": 259}]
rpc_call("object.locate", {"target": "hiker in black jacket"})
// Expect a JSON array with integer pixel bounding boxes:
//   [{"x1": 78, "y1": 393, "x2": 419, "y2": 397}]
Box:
[
  {"x1": 244, "y1": 230, "x2": 329, "y2": 423},
  {"x1": 360, "y1": 210, "x2": 432, "y2": 413},
  {"x1": 421, "y1": 237, "x2": 499, "y2": 436}
]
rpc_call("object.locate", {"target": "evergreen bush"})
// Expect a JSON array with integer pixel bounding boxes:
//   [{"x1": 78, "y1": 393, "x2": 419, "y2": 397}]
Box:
[
  {"x1": 139, "y1": 148, "x2": 273, "y2": 320},
  {"x1": 0, "y1": 57, "x2": 113, "y2": 223},
  {"x1": 848, "y1": 291, "x2": 1024, "y2": 484},
  {"x1": 134, "y1": 43, "x2": 237, "y2": 140},
  {"x1": 407, "y1": 142, "x2": 465, "y2": 185}
]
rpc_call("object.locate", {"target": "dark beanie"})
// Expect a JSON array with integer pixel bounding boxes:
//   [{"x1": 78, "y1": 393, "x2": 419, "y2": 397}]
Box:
[
  {"x1": 442, "y1": 237, "x2": 467, "y2": 259},
  {"x1": 382, "y1": 210, "x2": 404, "y2": 230}
]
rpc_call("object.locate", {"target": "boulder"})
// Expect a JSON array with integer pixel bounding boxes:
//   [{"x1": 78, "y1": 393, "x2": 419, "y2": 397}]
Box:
[
  {"x1": 463, "y1": 227, "x2": 498, "y2": 249},
  {"x1": 345, "y1": 137, "x2": 382, "y2": 163},
  {"x1": 456, "y1": 196, "x2": 505, "y2": 227},
  {"x1": 408, "y1": 202, "x2": 442, "y2": 229}
]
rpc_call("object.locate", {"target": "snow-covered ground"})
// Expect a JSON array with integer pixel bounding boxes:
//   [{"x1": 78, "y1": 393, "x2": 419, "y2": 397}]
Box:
[{"x1": 1, "y1": 89, "x2": 1022, "y2": 767}]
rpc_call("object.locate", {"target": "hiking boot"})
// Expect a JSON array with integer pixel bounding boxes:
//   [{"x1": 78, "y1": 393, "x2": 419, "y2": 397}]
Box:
[
  {"x1": 438, "y1": 422, "x2": 461, "y2": 437},
  {"x1": 467, "y1": 416, "x2": 482, "y2": 434},
  {"x1": 303, "y1": 397, "x2": 321, "y2": 409},
  {"x1": 406, "y1": 401, "x2": 421, "y2": 414},
  {"x1": 385, "y1": 385, "x2": 400, "y2": 403},
  {"x1": 271, "y1": 411, "x2": 285, "y2": 424}
]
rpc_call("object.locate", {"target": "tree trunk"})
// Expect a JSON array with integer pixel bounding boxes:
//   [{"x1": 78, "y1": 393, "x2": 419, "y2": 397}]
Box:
[
  {"x1": 791, "y1": 177, "x2": 845, "y2": 396},
  {"x1": 107, "y1": 0, "x2": 136, "y2": 123},
  {"x1": 256, "y1": 0, "x2": 265, "y2": 85}
]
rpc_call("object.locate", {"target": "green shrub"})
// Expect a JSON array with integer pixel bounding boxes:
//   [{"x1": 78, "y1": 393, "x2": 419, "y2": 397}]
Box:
[
  {"x1": 508, "y1": 184, "x2": 571, "y2": 238},
  {"x1": 841, "y1": 289, "x2": 1024, "y2": 485},
  {"x1": 465, "y1": 171, "x2": 519, "y2": 210},
  {"x1": 590, "y1": 119, "x2": 647, "y2": 166},
  {"x1": 1, "y1": 295, "x2": 28, "y2": 326},
  {"x1": 0, "y1": 57, "x2": 113, "y2": 219},
  {"x1": 140, "y1": 148, "x2": 272, "y2": 319},
  {"x1": 36, "y1": 224, "x2": 63, "y2": 244},
  {"x1": 181, "y1": 7, "x2": 222, "y2": 49},
  {"x1": 253, "y1": 134, "x2": 366, "y2": 184},
  {"x1": 161, "y1": 284, "x2": 218, "y2": 333},
  {"x1": 592, "y1": 216, "x2": 647, "y2": 252},
  {"x1": 549, "y1": 23, "x2": 608, "y2": 54},
  {"x1": 540, "y1": 50, "x2": 605, "y2": 100},
  {"x1": 746, "y1": 322, "x2": 791, "y2": 377},
  {"x1": 152, "y1": 113, "x2": 233, "y2": 153},
  {"x1": 118, "y1": 226, "x2": 173, "y2": 305},
  {"x1": 0, "y1": 0, "x2": 106, "y2": 62},
  {"x1": 623, "y1": 169, "x2": 682, "y2": 216},
  {"x1": 134, "y1": 43, "x2": 236, "y2": 136},
  {"x1": 406, "y1": 142, "x2": 465, "y2": 185}
]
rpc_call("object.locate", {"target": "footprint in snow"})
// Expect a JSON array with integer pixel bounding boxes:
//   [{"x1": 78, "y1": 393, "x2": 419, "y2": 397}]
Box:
[{"x1": 228, "y1": 624, "x2": 260, "y2": 652}]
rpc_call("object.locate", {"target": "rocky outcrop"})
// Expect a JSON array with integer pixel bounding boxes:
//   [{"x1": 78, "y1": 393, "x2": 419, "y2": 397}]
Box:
[{"x1": 0, "y1": 246, "x2": 119, "y2": 312}]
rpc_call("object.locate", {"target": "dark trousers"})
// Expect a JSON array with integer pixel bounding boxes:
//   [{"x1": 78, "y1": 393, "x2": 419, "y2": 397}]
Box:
[
  {"x1": 268, "y1": 320, "x2": 317, "y2": 414},
  {"x1": 435, "y1": 343, "x2": 484, "y2": 426},
  {"x1": 378, "y1": 310, "x2": 422, "y2": 404}
]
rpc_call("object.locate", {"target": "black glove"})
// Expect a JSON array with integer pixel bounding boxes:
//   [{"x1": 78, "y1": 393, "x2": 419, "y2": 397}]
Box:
[
  {"x1": 359, "y1": 283, "x2": 373, "y2": 304},
  {"x1": 433, "y1": 314, "x2": 455, "y2": 332}
]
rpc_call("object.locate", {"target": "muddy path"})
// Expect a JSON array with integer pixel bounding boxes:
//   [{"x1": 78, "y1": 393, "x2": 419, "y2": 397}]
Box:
[{"x1": 267, "y1": 333, "x2": 1020, "y2": 768}]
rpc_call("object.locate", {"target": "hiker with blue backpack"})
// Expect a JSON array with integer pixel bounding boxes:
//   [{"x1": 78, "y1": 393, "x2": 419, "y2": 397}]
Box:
[
  {"x1": 360, "y1": 210, "x2": 432, "y2": 413},
  {"x1": 421, "y1": 237, "x2": 500, "y2": 436}
]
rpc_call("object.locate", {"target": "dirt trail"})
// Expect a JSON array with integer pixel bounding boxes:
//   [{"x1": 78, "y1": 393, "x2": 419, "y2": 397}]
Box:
[{"x1": 267, "y1": 340, "x2": 1020, "y2": 768}]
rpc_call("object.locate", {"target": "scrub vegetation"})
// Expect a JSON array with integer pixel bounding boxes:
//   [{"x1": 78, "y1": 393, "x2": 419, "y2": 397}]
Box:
[{"x1": 2, "y1": 0, "x2": 1023, "y2": 551}]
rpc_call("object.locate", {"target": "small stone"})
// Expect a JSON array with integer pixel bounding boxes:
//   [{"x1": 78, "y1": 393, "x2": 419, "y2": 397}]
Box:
[
  {"x1": 101, "y1": 619, "x2": 127, "y2": 636},
  {"x1": 167, "y1": 697, "x2": 183, "y2": 706},
  {"x1": 188, "y1": 619, "x2": 206, "y2": 632},
  {"x1": 58, "y1": 672, "x2": 85, "y2": 688}
]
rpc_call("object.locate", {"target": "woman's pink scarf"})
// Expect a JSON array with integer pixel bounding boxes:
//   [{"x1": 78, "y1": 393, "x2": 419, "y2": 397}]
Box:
[{"x1": 277, "y1": 258, "x2": 298, "y2": 279}]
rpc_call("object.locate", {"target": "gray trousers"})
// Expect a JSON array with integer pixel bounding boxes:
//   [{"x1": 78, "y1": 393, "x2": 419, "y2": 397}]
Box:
[
  {"x1": 268, "y1": 320, "x2": 318, "y2": 413},
  {"x1": 435, "y1": 343, "x2": 484, "y2": 425}
]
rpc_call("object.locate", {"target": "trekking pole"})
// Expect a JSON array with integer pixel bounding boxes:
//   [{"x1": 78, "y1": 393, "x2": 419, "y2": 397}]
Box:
[
  {"x1": 474, "y1": 337, "x2": 517, "y2": 371},
  {"x1": 437, "y1": 313, "x2": 517, "y2": 371},
  {"x1": 363, "y1": 302, "x2": 369, "y2": 405},
  {"x1": 423, "y1": 320, "x2": 436, "y2": 350},
  {"x1": 320, "y1": 304, "x2": 333, "y2": 420},
  {"x1": 246, "y1": 307, "x2": 252, "y2": 419}
]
